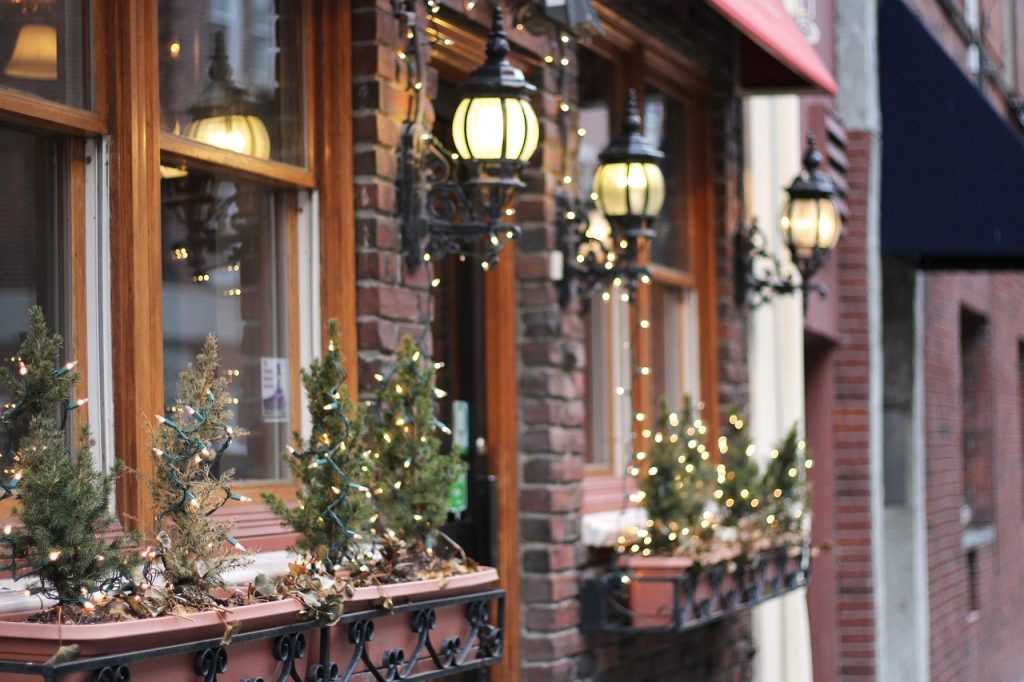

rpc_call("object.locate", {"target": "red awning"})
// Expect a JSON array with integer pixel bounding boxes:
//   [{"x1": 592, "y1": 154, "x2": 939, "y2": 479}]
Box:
[{"x1": 706, "y1": 0, "x2": 838, "y2": 95}]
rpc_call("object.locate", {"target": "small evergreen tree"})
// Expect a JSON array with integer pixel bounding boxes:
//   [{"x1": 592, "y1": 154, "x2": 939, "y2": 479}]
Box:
[
  {"x1": 148, "y1": 336, "x2": 250, "y2": 605},
  {"x1": 761, "y1": 425, "x2": 808, "y2": 535},
  {"x1": 716, "y1": 413, "x2": 764, "y2": 526},
  {"x1": 1, "y1": 308, "x2": 138, "y2": 608},
  {"x1": 263, "y1": 319, "x2": 374, "y2": 571},
  {"x1": 639, "y1": 401, "x2": 714, "y2": 552},
  {"x1": 0, "y1": 307, "x2": 78, "y2": 500},
  {"x1": 369, "y1": 336, "x2": 463, "y2": 549}
]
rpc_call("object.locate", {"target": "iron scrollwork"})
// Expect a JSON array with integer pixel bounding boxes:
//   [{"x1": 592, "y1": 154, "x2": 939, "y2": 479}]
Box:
[
  {"x1": 581, "y1": 546, "x2": 811, "y2": 634},
  {"x1": 0, "y1": 589, "x2": 504, "y2": 682}
]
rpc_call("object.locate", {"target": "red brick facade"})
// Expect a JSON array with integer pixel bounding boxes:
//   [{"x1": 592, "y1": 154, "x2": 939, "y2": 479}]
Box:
[
  {"x1": 349, "y1": 1, "x2": 758, "y2": 679},
  {"x1": 922, "y1": 273, "x2": 1024, "y2": 682},
  {"x1": 829, "y1": 130, "x2": 878, "y2": 680}
]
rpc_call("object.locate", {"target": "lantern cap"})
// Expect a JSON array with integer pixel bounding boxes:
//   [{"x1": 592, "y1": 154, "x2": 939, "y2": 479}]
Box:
[
  {"x1": 785, "y1": 134, "x2": 838, "y2": 200},
  {"x1": 188, "y1": 30, "x2": 260, "y2": 120},
  {"x1": 597, "y1": 89, "x2": 664, "y2": 165},
  {"x1": 461, "y1": 7, "x2": 537, "y2": 98}
]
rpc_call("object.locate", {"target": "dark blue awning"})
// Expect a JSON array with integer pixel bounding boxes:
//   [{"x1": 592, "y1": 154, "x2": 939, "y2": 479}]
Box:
[{"x1": 880, "y1": 0, "x2": 1024, "y2": 267}]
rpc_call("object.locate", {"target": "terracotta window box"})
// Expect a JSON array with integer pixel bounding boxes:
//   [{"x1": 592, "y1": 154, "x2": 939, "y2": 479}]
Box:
[
  {"x1": 580, "y1": 545, "x2": 810, "y2": 633},
  {"x1": 0, "y1": 568, "x2": 502, "y2": 681}
]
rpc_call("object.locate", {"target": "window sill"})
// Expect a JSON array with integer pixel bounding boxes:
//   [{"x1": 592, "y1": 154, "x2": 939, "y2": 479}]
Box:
[
  {"x1": 582, "y1": 508, "x2": 647, "y2": 548},
  {"x1": 0, "y1": 549, "x2": 295, "y2": 616},
  {"x1": 962, "y1": 524, "x2": 995, "y2": 552}
]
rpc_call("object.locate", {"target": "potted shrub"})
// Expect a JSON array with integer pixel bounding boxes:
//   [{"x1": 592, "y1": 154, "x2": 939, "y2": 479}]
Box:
[
  {"x1": 266, "y1": 328, "x2": 498, "y2": 676},
  {"x1": 0, "y1": 326, "x2": 311, "y2": 681},
  {"x1": 614, "y1": 405, "x2": 811, "y2": 629}
]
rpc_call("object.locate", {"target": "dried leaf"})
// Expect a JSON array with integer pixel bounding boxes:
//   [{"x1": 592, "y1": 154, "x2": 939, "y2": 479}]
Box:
[
  {"x1": 220, "y1": 620, "x2": 238, "y2": 646},
  {"x1": 45, "y1": 644, "x2": 80, "y2": 665},
  {"x1": 253, "y1": 573, "x2": 277, "y2": 598}
]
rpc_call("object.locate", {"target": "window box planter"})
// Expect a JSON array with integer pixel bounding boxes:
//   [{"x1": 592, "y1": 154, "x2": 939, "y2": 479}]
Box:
[
  {"x1": 0, "y1": 569, "x2": 503, "y2": 681},
  {"x1": 312, "y1": 566, "x2": 502, "y2": 680},
  {"x1": 580, "y1": 544, "x2": 811, "y2": 633}
]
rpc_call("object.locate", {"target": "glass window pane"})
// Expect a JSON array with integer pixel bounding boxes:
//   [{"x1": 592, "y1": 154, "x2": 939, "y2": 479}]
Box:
[
  {"x1": 0, "y1": 128, "x2": 71, "y2": 411},
  {"x1": 161, "y1": 163, "x2": 291, "y2": 480},
  {"x1": 158, "y1": 0, "x2": 306, "y2": 165},
  {"x1": 0, "y1": 0, "x2": 90, "y2": 109},
  {"x1": 651, "y1": 283, "x2": 700, "y2": 410},
  {"x1": 585, "y1": 297, "x2": 632, "y2": 470},
  {"x1": 646, "y1": 89, "x2": 690, "y2": 270}
]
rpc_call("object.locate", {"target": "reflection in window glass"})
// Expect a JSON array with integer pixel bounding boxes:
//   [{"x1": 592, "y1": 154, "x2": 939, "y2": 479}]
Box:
[
  {"x1": 0, "y1": 128, "x2": 70, "y2": 410},
  {"x1": 645, "y1": 89, "x2": 689, "y2": 270},
  {"x1": 158, "y1": 0, "x2": 306, "y2": 165},
  {"x1": 0, "y1": 0, "x2": 90, "y2": 108},
  {"x1": 161, "y1": 164, "x2": 290, "y2": 480},
  {"x1": 586, "y1": 298, "x2": 633, "y2": 470},
  {"x1": 651, "y1": 284, "x2": 700, "y2": 410}
]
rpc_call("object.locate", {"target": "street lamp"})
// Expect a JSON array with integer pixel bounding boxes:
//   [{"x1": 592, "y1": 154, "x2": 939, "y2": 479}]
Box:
[
  {"x1": 738, "y1": 134, "x2": 842, "y2": 308},
  {"x1": 398, "y1": 6, "x2": 539, "y2": 269},
  {"x1": 186, "y1": 31, "x2": 271, "y2": 160},
  {"x1": 559, "y1": 89, "x2": 665, "y2": 303}
]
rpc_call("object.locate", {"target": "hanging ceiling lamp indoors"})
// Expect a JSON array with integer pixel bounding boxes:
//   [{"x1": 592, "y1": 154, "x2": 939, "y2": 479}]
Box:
[
  {"x1": 185, "y1": 30, "x2": 271, "y2": 160},
  {"x1": 738, "y1": 134, "x2": 843, "y2": 309},
  {"x1": 5, "y1": 23, "x2": 56, "y2": 80},
  {"x1": 559, "y1": 88, "x2": 665, "y2": 304},
  {"x1": 398, "y1": 5, "x2": 539, "y2": 269}
]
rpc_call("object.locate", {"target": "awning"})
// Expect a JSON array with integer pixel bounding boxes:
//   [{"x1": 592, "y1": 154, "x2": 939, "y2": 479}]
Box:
[
  {"x1": 706, "y1": 0, "x2": 838, "y2": 95},
  {"x1": 881, "y1": 0, "x2": 1024, "y2": 267}
]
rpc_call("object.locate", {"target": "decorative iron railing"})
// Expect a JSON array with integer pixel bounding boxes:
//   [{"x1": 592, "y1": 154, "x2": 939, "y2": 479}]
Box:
[
  {"x1": 580, "y1": 546, "x2": 811, "y2": 634},
  {"x1": 0, "y1": 589, "x2": 504, "y2": 681}
]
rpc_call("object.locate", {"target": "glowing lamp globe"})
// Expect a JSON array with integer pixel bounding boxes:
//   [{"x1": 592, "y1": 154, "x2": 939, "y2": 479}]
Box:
[
  {"x1": 780, "y1": 135, "x2": 841, "y2": 262},
  {"x1": 451, "y1": 8, "x2": 538, "y2": 168},
  {"x1": 186, "y1": 31, "x2": 271, "y2": 160},
  {"x1": 592, "y1": 89, "x2": 665, "y2": 239},
  {"x1": 4, "y1": 24, "x2": 57, "y2": 81},
  {"x1": 186, "y1": 114, "x2": 270, "y2": 159}
]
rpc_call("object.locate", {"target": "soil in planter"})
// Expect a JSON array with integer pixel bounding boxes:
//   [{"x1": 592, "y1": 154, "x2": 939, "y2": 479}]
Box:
[
  {"x1": 25, "y1": 604, "x2": 131, "y2": 625},
  {"x1": 347, "y1": 535, "x2": 480, "y2": 588}
]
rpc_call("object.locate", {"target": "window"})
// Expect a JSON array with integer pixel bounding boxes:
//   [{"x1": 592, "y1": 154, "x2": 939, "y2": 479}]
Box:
[
  {"x1": 157, "y1": 2, "x2": 312, "y2": 484},
  {"x1": 643, "y1": 88, "x2": 700, "y2": 413},
  {"x1": 161, "y1": 164, "x2": 294, "y2": 480},
  {"x1": 579, "y1": 49, "x2": 714, "y2": 516},
  {"x1": 961, "y1": 308, "x2": 992, "y2": 525},
  {"x1": 0, "y1": 128, "x2": 73, "y2": 381},
  {"x1": 0, "y1": 0, "x2": 91, "y2": 108},
  {"x1": 158, "y1": 0, "x2": 307, "y2": 165}
]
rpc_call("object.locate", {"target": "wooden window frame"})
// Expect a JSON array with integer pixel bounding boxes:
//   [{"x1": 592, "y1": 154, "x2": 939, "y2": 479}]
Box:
[
  {"x1": 0, "y1": 137, "x2": 91, "y2": 519},
  {"x1": 0, "y1": 0, "x2": 357, "y2": 544},
  {"x1": 581, "y1": 16, "x2": 720, "y2": 514}
]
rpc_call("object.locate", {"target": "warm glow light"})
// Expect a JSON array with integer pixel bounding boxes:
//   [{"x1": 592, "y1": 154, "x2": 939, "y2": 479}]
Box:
[
  {"x1": 452, "y1": 96, "x2": 539, "y2": 162},
  {"x1": 5, "y1": 24, "x2": 57, "y2": 81},
  {"x1": 186, "y1": 114, "x2": 271, "y2": 159},
  {"x1": 780, "y1": 196, "x2": 840, "y2": 259},
  {"x1": 593, "y1": 161, "x2": 665, "y2": 218}
]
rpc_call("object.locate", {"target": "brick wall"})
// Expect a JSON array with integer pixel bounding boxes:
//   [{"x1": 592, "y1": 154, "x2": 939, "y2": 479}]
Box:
[
  {"x1": 349, "y1": 1, "x2": 756, "y2": 679},
  {"x1": 922, "y1": 272, "x2": 1024, "y2": 682},
  {"x1": 351, "y1": 0, "x2": 435, "y2": 395},
  {"x1": 830, "y1": 130, "x2": 878, "y2": 680}
]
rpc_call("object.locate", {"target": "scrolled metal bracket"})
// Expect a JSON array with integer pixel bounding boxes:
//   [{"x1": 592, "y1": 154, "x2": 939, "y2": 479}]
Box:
[
  {"x1": 399, "y1": 124, "x2": 523, "y2": 271},
  {"x1": 735, "y1": 219, "x2": 827, "y2": 311},
  {"x1": 556, "y1": 190, "x2": 650, "y2": 308}
]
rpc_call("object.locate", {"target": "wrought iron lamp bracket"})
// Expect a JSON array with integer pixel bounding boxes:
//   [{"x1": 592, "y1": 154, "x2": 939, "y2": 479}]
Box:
[
  {"x1": 399, "y1": 123, "x2": 524, "y2": 271},
  {"x1": 556, "y1": 190, "x2": 651, "y2": 308},
  {"x1": 736, "y1": 219, "x2": 827, "y2": 310}
]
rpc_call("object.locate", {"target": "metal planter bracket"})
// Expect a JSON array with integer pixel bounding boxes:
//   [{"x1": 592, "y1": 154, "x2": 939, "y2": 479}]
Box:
[
  {"x1": 0, "y1": 589, "x2": 505, "y2": 682},
  {"x1": 580, "y1": 546, "x2": 811, "y2": 634}
]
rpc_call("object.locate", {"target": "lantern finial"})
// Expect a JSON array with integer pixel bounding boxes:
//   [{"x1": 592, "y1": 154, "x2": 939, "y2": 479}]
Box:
[
  {"x1": 208, "y1": 30, "x2": 232, "y2": 84},
  {"x1": 623, "y1": 88, "x2": 642, "y2": 135},
  {"x1": 802, "y1": 134, "x2": 822, "y2": 175},
  {"x1": 485, "y1": 7, "x2": 511, "y2": 64}
]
